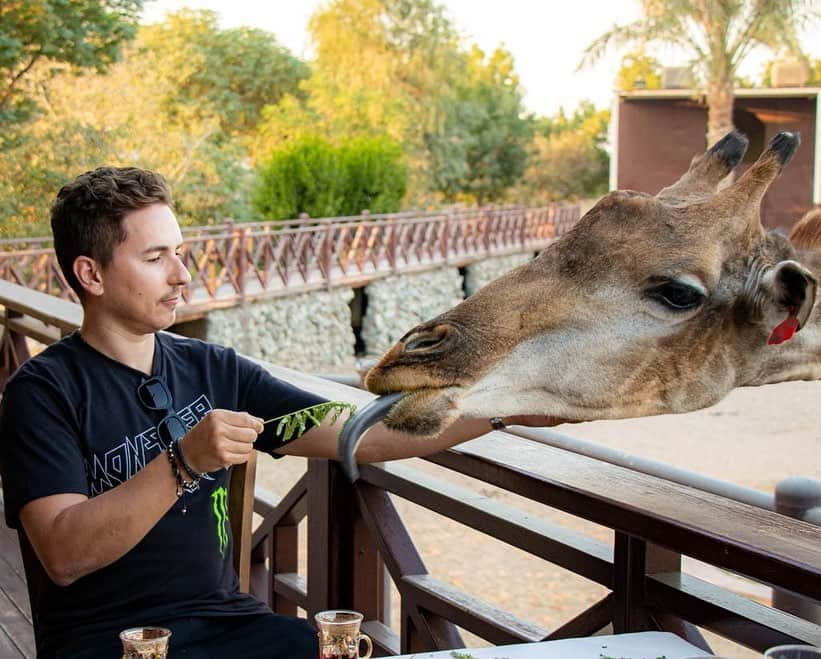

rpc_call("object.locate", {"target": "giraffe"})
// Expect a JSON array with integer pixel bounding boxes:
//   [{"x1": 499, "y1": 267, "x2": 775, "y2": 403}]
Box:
[{"x1": 340, "y1": 131, "x2": 820, "y2": 471}]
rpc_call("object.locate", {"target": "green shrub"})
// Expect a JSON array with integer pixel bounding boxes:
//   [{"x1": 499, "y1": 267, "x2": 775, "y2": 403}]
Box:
[
  {"x1": 252, "y1": 134, "x2": 407, "y2": 221},
  {"x1": 251, "y1": 135, "x2": 344, "y2": 220},
  {"x1": 338, "y1": 136, "x2": 407, "y2": 216}
]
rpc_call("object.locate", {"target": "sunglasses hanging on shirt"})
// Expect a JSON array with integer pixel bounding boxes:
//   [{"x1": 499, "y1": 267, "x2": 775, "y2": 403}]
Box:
[{"x1": 137, "y1": 375, "x2": 203, "y2": 513}]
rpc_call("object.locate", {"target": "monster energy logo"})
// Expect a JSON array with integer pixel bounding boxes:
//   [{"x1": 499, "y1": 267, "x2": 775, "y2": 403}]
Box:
[{"x1": 211, "y1": 486, "x2": 230, "y2": 557}]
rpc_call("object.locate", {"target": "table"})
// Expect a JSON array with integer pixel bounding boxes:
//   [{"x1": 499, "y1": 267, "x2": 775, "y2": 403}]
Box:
[{"x1": 393, "y1": 631, "x2": 712, "y2": 658}]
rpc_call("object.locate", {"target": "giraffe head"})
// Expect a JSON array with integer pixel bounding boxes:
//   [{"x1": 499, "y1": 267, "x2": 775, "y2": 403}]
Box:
[{"x1": 362, "y1": 131, "x2": 819, "y2": 438}]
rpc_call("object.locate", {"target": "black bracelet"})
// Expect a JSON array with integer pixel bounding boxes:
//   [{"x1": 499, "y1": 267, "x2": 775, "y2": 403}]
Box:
[
  {"x1": 173, "y1": 437, "x2": 204, "y2": 482},
  {"x1": 490, "y1": 417, "x2": 506, "y2": 431},
  {"x1": 166, "y1": 441, "x2": 199, "y2": 495}
]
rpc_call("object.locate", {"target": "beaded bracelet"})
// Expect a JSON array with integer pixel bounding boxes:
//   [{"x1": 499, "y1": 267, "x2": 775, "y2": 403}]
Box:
[
  {"x1": 173, "y1": 437, "x2": 204, "y2": 483},
  {"x1": 166, "y1": 441, "x2": 199, "y2": 495}
]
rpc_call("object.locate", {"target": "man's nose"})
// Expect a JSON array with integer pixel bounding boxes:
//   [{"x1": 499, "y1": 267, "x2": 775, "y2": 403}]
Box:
[{"x1": 172, "y1": 255, "x2": 192, "y2": 285}]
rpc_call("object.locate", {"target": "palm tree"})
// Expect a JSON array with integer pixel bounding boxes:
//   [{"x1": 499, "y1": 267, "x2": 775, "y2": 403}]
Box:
[{"x1": 581, "y1": 0, "x2": 819, "y2": 146}]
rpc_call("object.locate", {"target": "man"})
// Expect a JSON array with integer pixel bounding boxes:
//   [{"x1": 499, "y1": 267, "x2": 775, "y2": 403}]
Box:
[{"x1": 0, "y1": 167, "x2": 554, "y2": 658}]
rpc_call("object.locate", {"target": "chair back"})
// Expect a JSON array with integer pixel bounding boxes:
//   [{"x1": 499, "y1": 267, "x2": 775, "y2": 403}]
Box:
[{"x1": 228, "y1": 451, "x2": 257, "y2": 593}]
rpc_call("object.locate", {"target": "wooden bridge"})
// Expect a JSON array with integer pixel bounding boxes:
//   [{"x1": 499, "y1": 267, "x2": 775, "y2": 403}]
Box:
[
  {"x1": 0, "y1": 280, "x2": 819, "y2": 657},
  {"x1": 0, "y1": 204, "x2": 581, "y2": 320}
]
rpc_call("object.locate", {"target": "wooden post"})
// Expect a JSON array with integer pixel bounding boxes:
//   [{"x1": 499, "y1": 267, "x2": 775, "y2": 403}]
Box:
[
  {"x1": 387, "y1": 223, "x2": 397, "y2": 273},
  {"x1": 307, "y1": 460, "x2": 385, "y2": 623},
  {"x1": 644, "y1": 544, "x2": 710, "y2": 651},
  {"x1": 237, "y1": 226, "x2": 248, "y2": 298},
  {"x1": 441, "y1": 211, "x2": 451, "y2": 263},
  {"x1": 307, "y1": 459, "x2": 358, "y2": 615},
  {"x1": 321, "y1": 220, "x2": 333, "y2": 285},
  {"x1": 0, "y1": 309, "x2": 29, "y2": 393},
  {"x1": 270, "y1": 517, "x2": 300, "y2": 615},
  {"x1": 612, "y1": 532, "x2": 653, "y2": 633},
  {"x1": 773, "y1": 477, "x2": 821, "y2": 623}
]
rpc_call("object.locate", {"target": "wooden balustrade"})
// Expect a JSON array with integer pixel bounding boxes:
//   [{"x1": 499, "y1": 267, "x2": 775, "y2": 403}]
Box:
[
  {"x1": 0, "y1": 204, "x2": 580, "y2": 317},
  {"x1": 2, "y1": 279, "x2": 817, "y2": 657}
]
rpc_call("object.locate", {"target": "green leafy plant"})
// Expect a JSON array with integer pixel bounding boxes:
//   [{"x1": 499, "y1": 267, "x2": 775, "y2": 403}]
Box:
[
  {"x1": 251, "y1": 133, "x2": 407, "y2": 221},
  {"x1": 264, "y1": 401, "x2": 357, "y2": 442}
]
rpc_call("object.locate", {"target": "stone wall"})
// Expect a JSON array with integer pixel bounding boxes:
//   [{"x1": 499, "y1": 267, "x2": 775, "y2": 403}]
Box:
[
  {"x1": 204, "y1": 255, "x2": 537, "y2": 370},
  {"x1": 361, "y1": 269, "x2": 463, "y2": 356},
  {"x1": 463, "y1": 253, "x2": 534, "y2": 297},
  {"x1": 206, "y1": 289, "x2": 356, "y2": 372}
]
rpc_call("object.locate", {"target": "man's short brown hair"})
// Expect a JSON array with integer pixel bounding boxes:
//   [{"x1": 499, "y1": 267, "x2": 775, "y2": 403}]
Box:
[{"x1": 50, "y1": 166, "x2": 173, "y2": 299}]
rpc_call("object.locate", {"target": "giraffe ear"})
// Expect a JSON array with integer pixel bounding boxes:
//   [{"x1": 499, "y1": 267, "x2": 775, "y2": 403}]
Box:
[{"x1": 760, "y1": 260, "x2": 817, "y2": 345}]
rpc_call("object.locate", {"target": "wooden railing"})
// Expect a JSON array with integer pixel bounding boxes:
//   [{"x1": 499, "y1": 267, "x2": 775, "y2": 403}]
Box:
[
  {"x1": 0, "y1": 204, "x2": 580, "y2": 318},
  {"x1": 2, "y1": 280, "x2": 818, "y2": 657}
]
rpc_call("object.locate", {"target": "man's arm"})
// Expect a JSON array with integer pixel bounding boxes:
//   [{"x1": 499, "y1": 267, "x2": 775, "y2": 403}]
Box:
[
  {"x1": 21, "y1": 454, "x2": 181, "y2": 586},
  {"x1": 276, "y1": 412, "x2": 563, "y2": 462},
  {"x1": 19, "y1": 409, "x2": 262, "y2": 586}
]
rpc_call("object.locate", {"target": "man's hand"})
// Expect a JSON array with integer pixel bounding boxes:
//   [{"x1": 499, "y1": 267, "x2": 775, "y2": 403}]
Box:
[
  {"x1": 179, "y1": 410, "x2": 264, "y2": 473},
  {"x1": 499, "y1": 414, "x2": 571, "y2": 428}
]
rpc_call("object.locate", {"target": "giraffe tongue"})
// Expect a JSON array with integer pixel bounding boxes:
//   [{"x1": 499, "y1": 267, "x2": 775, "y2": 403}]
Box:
[
  {"x1": 338, "y1": 392, "x2": 404, "y2": 482},
  {"x1": 768, "y1": 309, "x2": 799, "y2": 346}
]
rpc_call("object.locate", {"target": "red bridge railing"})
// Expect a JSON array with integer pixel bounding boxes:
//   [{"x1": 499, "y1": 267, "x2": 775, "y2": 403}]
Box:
[{"x1": 0, "y1": 204, "x2": 580, "y2": 317}]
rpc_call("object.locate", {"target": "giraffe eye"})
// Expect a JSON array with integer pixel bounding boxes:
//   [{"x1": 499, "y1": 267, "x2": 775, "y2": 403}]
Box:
[{"x1": 646, "y1": 281, "x2": 705, "y2": 311}]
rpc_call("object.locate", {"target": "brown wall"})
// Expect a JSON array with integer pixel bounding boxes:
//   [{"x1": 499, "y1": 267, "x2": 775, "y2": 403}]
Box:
[{"x1": 616, "y1": 95, "x2": 817, "y2": 231}]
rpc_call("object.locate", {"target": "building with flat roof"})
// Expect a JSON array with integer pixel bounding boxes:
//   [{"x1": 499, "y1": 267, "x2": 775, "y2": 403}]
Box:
[{"x1": 611, "y1": 87, "x2": 820, "y2": 231}]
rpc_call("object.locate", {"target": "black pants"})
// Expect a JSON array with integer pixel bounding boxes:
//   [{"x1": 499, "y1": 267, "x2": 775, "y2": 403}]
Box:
[{"x1": 54, "y1": 613, "x2": 317, "y2": 659}]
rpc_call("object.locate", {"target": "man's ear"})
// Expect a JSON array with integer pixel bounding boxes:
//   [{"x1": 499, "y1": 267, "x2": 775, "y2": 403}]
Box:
[
  {"x1": 760, "y1": 260, "x2": 817, "y2": 345},
  {"x1": 73, "y1": 256, "x2": 104, "y2": 297}
]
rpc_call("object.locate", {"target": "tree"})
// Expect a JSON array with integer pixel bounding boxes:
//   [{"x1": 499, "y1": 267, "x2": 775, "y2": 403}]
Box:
[
  {"x1": 283, "y1": 0, "x2": 464, "y2": 201},
  {"x1": 139, "y1": 10, "x2": 309, "y2": 136},
  {"x1": 518, "y1": 102, "x2": 610, "y2": 203},
  {"x1": 426, "y1": 46, "x2": 532, "y2": 204},
  {"x1": 306, "y1": 0, "x2": 461, "y2": 141},
  {"x1": 0, "y1": 0, "x2": 143, "y2": 125},
  {"x1": 0, "y1": 10, "x2": 308, "y2": 236},
  {"x1": 811, "y1": 58, "x2": 821, "y2": 85},
  {"x1": 581, "y1": 0, "x2": 819, "y2": 146},
  {"x1": 616, "y1": 52, "x2": 663, "y2": 90}
]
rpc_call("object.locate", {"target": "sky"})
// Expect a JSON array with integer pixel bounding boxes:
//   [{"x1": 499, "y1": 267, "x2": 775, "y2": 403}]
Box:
[{"x1": 141, "y1": 0, "x2": 820, "y2": 118}]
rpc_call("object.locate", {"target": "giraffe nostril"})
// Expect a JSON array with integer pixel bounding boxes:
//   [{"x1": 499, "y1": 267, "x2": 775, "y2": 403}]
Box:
[{"x1": 404, "y1": 330, "x2": 447, "y2": 352}]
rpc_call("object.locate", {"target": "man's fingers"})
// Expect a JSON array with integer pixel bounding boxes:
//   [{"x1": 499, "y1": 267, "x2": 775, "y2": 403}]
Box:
[
  {"x1": 214, "y1": 410, "x2": 265, "y2": 433},
  {"x1": 222, "y1": 448, "x2": 254, "y2": 465},
  {"x1": 216, "y1": 425, "x2": 260, "y2": 445},
  {"x1": 221, "y1": 435, "x2": 257, "y2": 453}
]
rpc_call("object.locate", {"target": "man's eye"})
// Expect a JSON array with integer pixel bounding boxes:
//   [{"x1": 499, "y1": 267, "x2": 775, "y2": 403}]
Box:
[
  {"x1": 147, "y1": 256, "x2": 162, "y2": 263},
  {"x1": 646, "y1": 282, "x2": 705, "y2": 311}
]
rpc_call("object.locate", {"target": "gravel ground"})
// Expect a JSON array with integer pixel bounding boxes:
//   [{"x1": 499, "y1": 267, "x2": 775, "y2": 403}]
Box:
[{"x1": 256, "y1": 379, "x2": 821, "y2": 659}]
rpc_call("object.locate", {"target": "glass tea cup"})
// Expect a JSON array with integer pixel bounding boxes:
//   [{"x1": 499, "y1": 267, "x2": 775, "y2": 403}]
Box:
[
  {"x1": 315, "y1": 610, "x2": 373, "y2": 659},
  {"x1": 764, "y1": 646, "x2": 821, "y2": 659},
  {"x1": 120, "y1": 627, "x2": 172, "y2": 659}
]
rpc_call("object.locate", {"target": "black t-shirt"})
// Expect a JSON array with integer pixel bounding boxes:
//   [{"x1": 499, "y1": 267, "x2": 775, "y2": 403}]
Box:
[{"x1": 0, "y1": 331, "x2": 325, "y2": 657}]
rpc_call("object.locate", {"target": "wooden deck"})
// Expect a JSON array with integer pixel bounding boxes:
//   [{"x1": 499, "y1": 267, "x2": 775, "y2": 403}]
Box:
[{"x1": 0, "y1": 495, "x2": 35, "y2": 658}]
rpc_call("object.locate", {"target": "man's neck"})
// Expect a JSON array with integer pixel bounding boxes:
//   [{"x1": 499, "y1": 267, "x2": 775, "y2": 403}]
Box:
[{"x1": 80, "y1": 319, "x2": 156, "y2": 375}]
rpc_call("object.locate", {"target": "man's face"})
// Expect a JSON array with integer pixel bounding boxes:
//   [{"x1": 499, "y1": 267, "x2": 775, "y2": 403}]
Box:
[{"x1": 95, "y1": 203, "x2": 191, "y2": 334}]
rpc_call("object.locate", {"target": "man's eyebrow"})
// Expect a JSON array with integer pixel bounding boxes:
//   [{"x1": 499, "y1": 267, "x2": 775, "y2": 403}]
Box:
[{"x1": 141, "y1": 243, "x2": 184, "y2": 255}]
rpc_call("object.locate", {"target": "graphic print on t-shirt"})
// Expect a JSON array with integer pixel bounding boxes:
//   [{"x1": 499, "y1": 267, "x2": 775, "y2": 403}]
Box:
[
  {"x1": 89, "y1": 394, "x2": 213, "y2": 495},
  {"x1": 211, "y1": 486, "x2": 230, "y2": 557}
]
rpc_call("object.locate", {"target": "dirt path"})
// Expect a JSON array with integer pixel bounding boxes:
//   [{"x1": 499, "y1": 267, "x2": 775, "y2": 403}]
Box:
[{"x1": 256, "y1": 380, "x2": 820, "y2": 658}]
